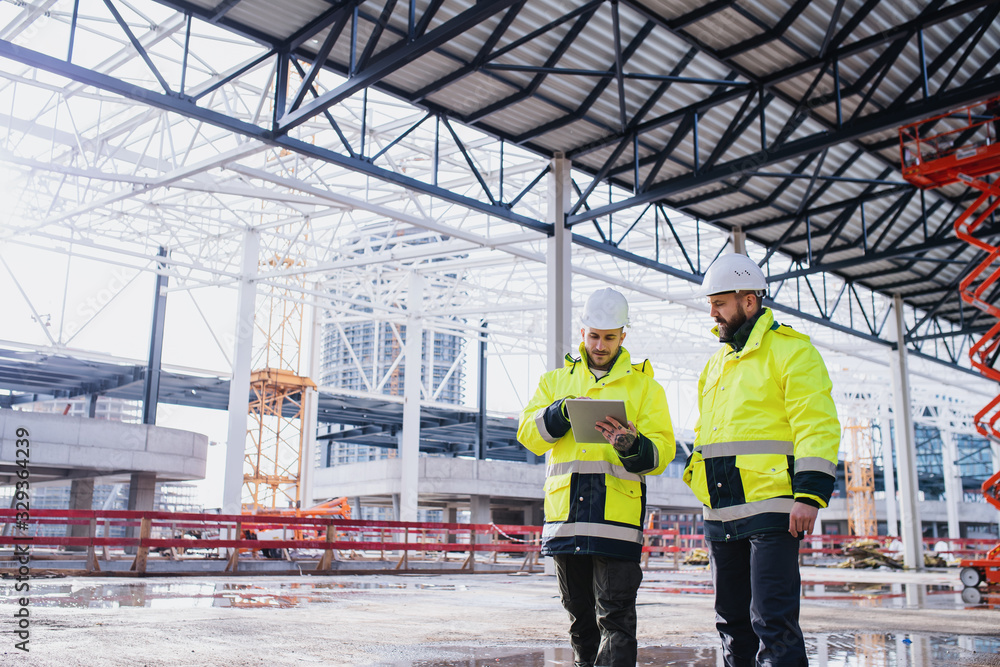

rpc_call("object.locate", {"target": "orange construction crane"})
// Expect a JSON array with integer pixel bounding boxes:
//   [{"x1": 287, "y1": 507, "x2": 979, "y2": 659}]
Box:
[{"x1": 899, "y1": 95, "x2": 1000, "y2": 592}]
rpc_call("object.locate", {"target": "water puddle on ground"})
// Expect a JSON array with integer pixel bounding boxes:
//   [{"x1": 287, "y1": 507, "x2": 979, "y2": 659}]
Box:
[
  {"x1": 2, "y1": 575, "x2": 995, "y2": 613},
  {"x1": 801, "y1": 581, "x2": 970, "y2": 609},
  {"x1": 0, "y1": 579, "x2": 416, "y2": 609},
  {"x1": 393, "y1": 634, "x2": 1000, "y2": 666},
  {"x1": 640, "y1": 572, "x2": 1000, "y2": 611}
]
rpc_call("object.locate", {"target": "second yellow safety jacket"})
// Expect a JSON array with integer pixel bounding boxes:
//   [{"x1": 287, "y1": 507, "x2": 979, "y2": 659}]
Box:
[
  {"x1": 517, "y1": 344, "x2": 675, "y2": 561},
  {"x1": 683, "y1": 308, "x2": 841, "y2": 541}
]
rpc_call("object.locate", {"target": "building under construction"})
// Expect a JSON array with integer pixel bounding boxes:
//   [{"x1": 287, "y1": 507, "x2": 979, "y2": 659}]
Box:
[{"x1": 0, "y1": 0, "x2": 1000, "y2": 663}]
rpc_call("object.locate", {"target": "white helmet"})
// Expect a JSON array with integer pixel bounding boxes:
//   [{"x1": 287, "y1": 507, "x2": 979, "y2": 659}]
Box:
[
  {"x1": 697, "y1": 253, "x2": 767, "y2": 297},
  {"x1": 581, "y1": 288, "x2": 629, "y2": 329}
]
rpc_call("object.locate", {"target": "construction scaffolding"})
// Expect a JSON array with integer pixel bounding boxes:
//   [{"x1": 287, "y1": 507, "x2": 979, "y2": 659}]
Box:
[
  {"x1": 244, "y1": 234, "x2": 316, "y2": 513},
  {"x1": 844, "y1": 420, "x2": 877, "y2": 538},
  {"x1": 246, "y1": 368, "x2": 316, "y2": 512}
]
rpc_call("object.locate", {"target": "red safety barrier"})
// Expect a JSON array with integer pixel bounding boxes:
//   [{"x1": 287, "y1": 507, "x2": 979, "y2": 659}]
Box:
[
  {"x1": 6, "y1": 509, "x2": 987, "y2": 576},
  {"x1": 0, "y1": 509, "x2": 692, "y2": 576}
]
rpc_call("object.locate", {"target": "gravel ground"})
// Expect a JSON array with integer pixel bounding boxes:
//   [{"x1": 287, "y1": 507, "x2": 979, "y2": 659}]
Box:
[{"x1": 0, "y1": 566, "x2": 997, "y2": 666}]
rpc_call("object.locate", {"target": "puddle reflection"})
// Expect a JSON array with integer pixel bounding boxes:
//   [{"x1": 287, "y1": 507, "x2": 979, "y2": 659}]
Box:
[
  {"x1": 2, "y1": 576, "x2": 996, "y2": 615},
  {"x1": 0, "y1": 579, "x2": 410, "y2": 609},
  {"x1": 395, "y1": 634, "x2": 1000, "y2": 667},
  {"x1": 801, "y1": 581, "x2": 965, "y2": 609},
  {"x1": 641, "y1": 572, "x2": 997, "y2": 611}
]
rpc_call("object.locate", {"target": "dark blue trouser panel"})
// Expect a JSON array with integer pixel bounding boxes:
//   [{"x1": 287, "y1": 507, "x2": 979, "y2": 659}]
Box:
[
  {"x1": 553, "y1": 554, "x2": 643, "y2": 667},
  {"x1": 707, "y1": 531, "x2": 807, "y2": 667}
]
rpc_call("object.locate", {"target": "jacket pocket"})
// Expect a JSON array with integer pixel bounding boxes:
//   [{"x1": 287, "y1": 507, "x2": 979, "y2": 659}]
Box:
[
  {"x1": 735, "y1": 454, "x2": 791, "y2": 501},
  {"x1": 543, "y1": 474, "x2": 572, "y2": 522},
  {"x1": 603, "y1": 475, "x2": 642, "y2": 526},
  {"x1": 683, "y1": 452, "x2": 712, "y2": 507}
]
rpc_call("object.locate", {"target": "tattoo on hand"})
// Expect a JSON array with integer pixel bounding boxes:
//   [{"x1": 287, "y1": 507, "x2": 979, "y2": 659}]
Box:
[{"x1": 613, "y1": 432, "x2": 636, "y2": 453}]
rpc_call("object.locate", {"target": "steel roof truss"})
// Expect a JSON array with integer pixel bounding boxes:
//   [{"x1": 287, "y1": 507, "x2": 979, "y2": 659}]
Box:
[
  {"x1": 511, "y1": 20, "x2": 657, "y2": 145},
  {"x1": 465, "y1": 4, "x2": 599, "y2": 126},
  {"x1": 287, "y1": 57, "x2": 358, "y2": 157},
  {"x1": 355, "y1": 0, "x2": 400, "y2": 73},
  {"x1": 286, "y1": 10, "x2": 352, "y2": 115},
  {"x1": 276, "y1": 0, "x2": 522, "y2": 134},
  {"x1": 715, "y1": 0, "x2": 812, "y2": 60}
]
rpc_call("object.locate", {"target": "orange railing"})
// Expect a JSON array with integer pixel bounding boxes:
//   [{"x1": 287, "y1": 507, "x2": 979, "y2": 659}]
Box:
[
  {"x1": 0, "y1": 509, "x2": 687, "y2": 576},
  {"x1": 7, "y1": 509, "x2": 989, "y2": 576},
  {"x1": 900, "y1": 96, "x2": 1000, "y2": 439},
  {"x1": 899, "y1": 95, "x2": 1000, "y2": 189}
]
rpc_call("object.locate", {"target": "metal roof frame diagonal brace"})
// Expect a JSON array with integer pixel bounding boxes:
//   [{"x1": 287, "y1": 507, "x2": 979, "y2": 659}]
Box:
[
  {"x1": 567, "y1": 74, "x2": 1000, "y2": 225},
  {"x1": 100, "y1": 0, "x2": 174, "y2": 95},
  {"x1": 275, "y1": 0, "x2": 523, "y2": 134},
  {"x1": 575, "y1": 0, "x2": 995, "y2": 213},
  {"x1": 0, "y1": 38, "x2": 550, "y2": 237},
  {"x1": 141, "y1": 246, "x2": 169, "y2": 426},
  {"x1": 285, "y1": 8, "x2": 353, "y2": 115}
]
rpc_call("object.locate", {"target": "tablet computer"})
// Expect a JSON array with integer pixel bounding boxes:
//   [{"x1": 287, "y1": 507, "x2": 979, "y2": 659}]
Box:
[{"x1": 564, "y1": 399, "x2": 628, "y2": 444}]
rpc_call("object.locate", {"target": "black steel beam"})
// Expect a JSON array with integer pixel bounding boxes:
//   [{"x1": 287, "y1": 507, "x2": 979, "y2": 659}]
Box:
[
  {"x1": 276, "y1": 0, "x2": 522, "y2": 134},
  {"x1": 569, "y1": 74, "x2": 1000, "y2": 224}
]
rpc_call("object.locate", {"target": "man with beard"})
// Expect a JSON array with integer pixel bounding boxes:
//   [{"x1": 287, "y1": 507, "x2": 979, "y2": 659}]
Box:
[
  {"x1": 683, "y1": 253, "x2": 840, "y2": 667},
  {"x1": 518, "y1": 287, "x2": 674, "y2": 667}
]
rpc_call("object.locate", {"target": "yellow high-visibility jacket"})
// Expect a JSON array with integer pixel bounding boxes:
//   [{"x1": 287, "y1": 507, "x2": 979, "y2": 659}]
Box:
[
  {"x1": 517, "y1": 344, "x2": 675, "y2": 561},
  {"x1": 683, "y1": 308, "x2": 841, "y2": 542}
]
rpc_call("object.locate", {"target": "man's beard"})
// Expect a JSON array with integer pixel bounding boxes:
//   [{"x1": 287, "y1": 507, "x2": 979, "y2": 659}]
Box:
[
  {"x1": 587, "y1": 346, "x2": 619, "y2": 371},
  {"x1": 717, "y1": 307, "x2": 748, "y2": 342}
]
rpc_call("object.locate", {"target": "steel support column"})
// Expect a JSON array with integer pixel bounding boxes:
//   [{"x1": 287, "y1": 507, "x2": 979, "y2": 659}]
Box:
[
  {"x1": 477, "y1": 321, "x2": 488, "y2": 461},
  {"x1": 141, "y1": 246, "x2": 169, "y2": 425},
  {"x1": 548, "y1": 154, "x2": 573, "y2": 371},
  {"x1": 732, "y1": 226, "x2": 746, "y2": 254},
  {"x1": 223, "y1": 229, "x2": 259, "y2": 515},
  {"x1": 399, "y1": 271, "x2": 423, "y2": 523},
  {"x1": 939, "y1": 426, "x2": 963, "y2": 547},
  {"x1": 889, "y1": 293, "x2": 923, "y2": 570},
  {"x1": 299, "y1": 283, "x2": 322, "y2": 509},
  {"x1": 878, "y1": 409, "x2": 899, "y2": 537}
]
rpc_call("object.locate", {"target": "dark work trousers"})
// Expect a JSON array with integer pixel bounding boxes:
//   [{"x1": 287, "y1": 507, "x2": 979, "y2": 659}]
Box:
[
  {"x1": 707, "y1": 531, "x2": 807, "y2": 667},
  {"x1": 553, "y1": 554, "x2": 643, "y2": 667}
]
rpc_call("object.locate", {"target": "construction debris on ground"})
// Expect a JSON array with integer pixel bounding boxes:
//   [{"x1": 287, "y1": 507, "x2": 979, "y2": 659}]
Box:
[{"x1": 836, "y1": 540, "x2": 903, "y2": 569}]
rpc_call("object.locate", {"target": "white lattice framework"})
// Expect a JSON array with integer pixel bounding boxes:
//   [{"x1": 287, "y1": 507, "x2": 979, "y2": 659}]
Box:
[{"x1": 0, "y1": 0, "x2": 994, "y2": 444}]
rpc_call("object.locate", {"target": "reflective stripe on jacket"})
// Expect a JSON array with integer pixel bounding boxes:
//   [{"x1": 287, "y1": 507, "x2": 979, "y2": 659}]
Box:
[
  {"x1": 683, "y1": 308, "x2": 840, "y2": 541},
  {"x1": 517, "y1": 344, "x2": 675, "y2": 561}
]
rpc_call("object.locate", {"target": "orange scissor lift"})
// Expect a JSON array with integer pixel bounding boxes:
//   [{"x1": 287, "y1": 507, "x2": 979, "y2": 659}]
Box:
[{"x1": 899, "y1": 96, "x2": 1000, "y2": 591}]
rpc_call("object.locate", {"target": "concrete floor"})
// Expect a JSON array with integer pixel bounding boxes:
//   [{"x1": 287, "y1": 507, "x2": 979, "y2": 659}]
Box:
[{"x1": 1, "y1": 565, "x2": 998, "y2": 666}]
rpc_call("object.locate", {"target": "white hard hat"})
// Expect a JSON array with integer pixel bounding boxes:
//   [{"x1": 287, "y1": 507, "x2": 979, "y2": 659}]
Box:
[
  {"x1": 581, "y1": 288, "x2": 629, "y2": 329},
  {"x1": 697, "y1": 253, "x2": 767, "y2": 297}
]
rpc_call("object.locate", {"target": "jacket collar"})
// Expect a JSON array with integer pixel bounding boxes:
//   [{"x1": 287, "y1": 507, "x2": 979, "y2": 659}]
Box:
[
  {"x1": 711, "y1": 307, "x2": 774, "y2": 355},
  {"x1": 566, "y1": 342, "x2": 636, "y2": 380}
]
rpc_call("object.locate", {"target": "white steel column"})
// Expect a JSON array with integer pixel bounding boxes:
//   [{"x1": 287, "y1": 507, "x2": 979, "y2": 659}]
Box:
[
  {"x1": 889, "y1": 294, "x2": 923, "y2": 570},
  {"x1": 939, "y1": 426, "x2": 963, "y2": 548},
  {"x1": 299, "y1": 289, "x2": 322, "y2": 509},
  {"x1": 878, "y1": 409, "x2": 899, "y2": 537},
  {"x1": 399, "y1": 272, "x2": 424, "y2": 523},
  {"x1": 548, "y1": 153, "x2": 573, "y2": 372},
  {"x1": 732, "y1": 226, "x2": 746, "y2": 254},
  {"x1": 223, "y1": 228, "x2": 259, "y2": 515}
]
